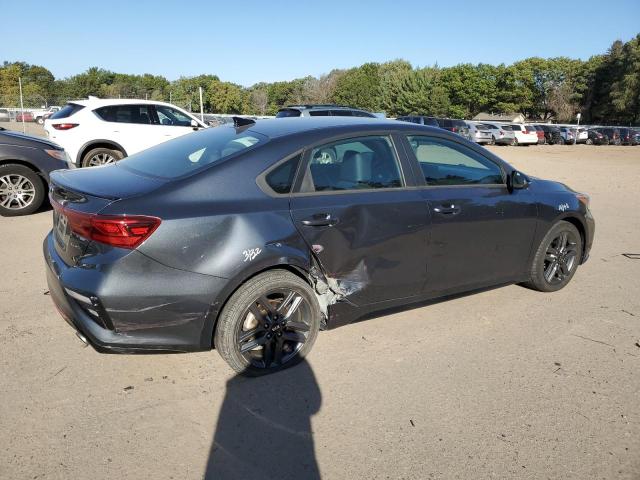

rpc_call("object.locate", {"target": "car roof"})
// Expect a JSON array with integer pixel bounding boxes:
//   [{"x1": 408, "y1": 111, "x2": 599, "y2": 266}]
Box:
[
  {"x1": 246, "y1": 116, "x2": 420, "y2": 138},
  {"x1": 68, "y1": 98, "x2": 188, "y2": 109}
]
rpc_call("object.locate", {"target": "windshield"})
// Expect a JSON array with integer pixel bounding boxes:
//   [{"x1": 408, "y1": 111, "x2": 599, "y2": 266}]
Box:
[{"x1": 119, "y1": 126, "x2": 267, "y2": 179}]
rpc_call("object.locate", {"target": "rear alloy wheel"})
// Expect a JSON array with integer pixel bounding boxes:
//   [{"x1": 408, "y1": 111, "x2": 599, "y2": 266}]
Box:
[
  {"x1": 82, "y1": 147, "x2": 124, "y2": 167},
  {"x1": 586, "y1": 138, "x2": 593, "y2": 145},
  {"x1": 0, "y1": 164, "x2": 45, "y2": 217},
  {"x1": 524, "y1": 220, "x2": 582, "y2": 292},
  {"x1": 215, "y1": 270, "x2": 320, "y2": 376}
]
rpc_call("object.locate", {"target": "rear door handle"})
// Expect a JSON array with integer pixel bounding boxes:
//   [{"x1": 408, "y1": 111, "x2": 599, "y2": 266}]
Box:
[
  {"x1": 433, "y1": 204, "x2": 461, "y2": 216},
  {"x1": 301, "y1": 213, "x2": 339, "y2": 227}
]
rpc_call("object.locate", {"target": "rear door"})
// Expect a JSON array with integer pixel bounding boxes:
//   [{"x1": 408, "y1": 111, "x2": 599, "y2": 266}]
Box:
[
  {"x1": 402, "y1": 134, "x2": 538, "y2": 293},
  {"x1": 289, "y1": 133, "x2": 429, "y2": 306},
  {"x1": 94, "y1": 104, "x2": 158, "y2": 155}
]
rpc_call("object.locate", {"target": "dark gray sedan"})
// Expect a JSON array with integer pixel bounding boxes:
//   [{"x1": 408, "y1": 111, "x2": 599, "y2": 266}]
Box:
[
  {"x1": 1, "y1": 127, "x2": 71, "y2": 216},
  {"x1": 43, "y1": 118, "x2": 595, "y2": 375}
]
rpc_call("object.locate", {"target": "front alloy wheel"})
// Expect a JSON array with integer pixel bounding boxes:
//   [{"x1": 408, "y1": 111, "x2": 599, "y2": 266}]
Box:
[
  {"x1": 0, "y1": 164, "x2": 45, "y2": 217},
  {"x1": 215, "y1": 270, "x2": 320, "y2": 375}
]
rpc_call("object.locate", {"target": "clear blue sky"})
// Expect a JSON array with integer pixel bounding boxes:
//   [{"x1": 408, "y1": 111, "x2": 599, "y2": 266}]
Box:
[{"x1": 3, "y1": 0, "x2": 639, "y2": 86}]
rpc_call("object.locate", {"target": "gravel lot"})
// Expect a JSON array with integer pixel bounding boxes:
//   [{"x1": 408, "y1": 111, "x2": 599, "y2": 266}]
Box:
[{"x1": 1, "y1": 142, "x2": 639, "y2": 479}]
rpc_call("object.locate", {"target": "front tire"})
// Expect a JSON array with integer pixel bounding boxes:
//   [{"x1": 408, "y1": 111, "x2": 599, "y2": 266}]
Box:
[
  {"x1": 523, "y1": 221, "x2": 582, "y2": 292},
  {"x1": 81, "y1": 147, "x2": 124, "y2": 167},
  {"x1": 215, "y1": 270, "x2": 321, "y2": 376},
  {"x1": 0, "y1": 163, "x2": 45, "y2": 216}
]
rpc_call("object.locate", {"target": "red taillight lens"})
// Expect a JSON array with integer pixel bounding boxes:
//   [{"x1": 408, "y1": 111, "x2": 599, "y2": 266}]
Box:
[
  {"x1": 451, "y1": 127, "x2": 457, "y2": 132},
  {"x1": 52, "y1": 123, "x2": 79, "y2": 130},
  {"x1": 52, "y1": 201, "x2": 160, "y2": 249}
]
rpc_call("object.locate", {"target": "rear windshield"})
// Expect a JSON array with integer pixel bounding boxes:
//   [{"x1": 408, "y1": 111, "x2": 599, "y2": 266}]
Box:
[
  {"x1": 276, "y1": 109, "x2": 301, "y2": 118},
  {"x1": 50, "y1": 103, "x2": 85, "y2": 119},
  {"x1": 510, "y1": 125, "x2": 522, "y2": 131},
  {"x1": 119, "y1": 126, "x2": 267, "y2": 179},
  {"x1": 451, "y1": 119, "x2": 467, "y2": 127}
]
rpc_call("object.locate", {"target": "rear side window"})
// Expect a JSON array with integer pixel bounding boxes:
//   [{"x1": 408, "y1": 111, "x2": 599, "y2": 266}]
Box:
[
  {"x1": 50, "y1": 103, "x2": 85, "y2": 119},
  {"x1": 304, "y1": 135, "x2": 402, "y2": 192},
  {"x1": 265, "y1": 154, "x2": 301, "y2": 194},
  {"x1": 309, "y1": 110, "x2": 330, "y2": 116},
  {"x1": 407, "y1": 136, "x2": 504, "y2": 186},
  {"x1": 329, "y1": 110, "x2": 353, "y2": 116},
  {"x1": 120, "y1": 127, "x2": 267, "y2": 179},
  {"x1": 276, "y1": 109, "x2": 301, "y2": 118},
  {"x1": 95, "y1": 104, "x2": 153, "y2": 124}
]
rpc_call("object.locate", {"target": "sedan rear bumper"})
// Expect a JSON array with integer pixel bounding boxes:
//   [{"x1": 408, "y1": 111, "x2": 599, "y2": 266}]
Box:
[{"x1": 43, "y1": 232, "x2": 226, "y2": 353}]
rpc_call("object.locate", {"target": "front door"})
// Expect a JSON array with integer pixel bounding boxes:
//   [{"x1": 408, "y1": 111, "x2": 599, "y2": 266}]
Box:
[
  {"x1": 404, "y1": 135, "x2": 538, "y2": 293},
  {"x1": 290, "y1": 134, "x2": 429, "y2": 306}
]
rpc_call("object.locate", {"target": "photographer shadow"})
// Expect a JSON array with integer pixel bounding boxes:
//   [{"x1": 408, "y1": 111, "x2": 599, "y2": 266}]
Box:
[{"x1": 204, "y1": 360, "x2": 321, "y2": 480}]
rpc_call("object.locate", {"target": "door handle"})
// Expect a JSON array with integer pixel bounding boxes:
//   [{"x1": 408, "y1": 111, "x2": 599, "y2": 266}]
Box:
[
  {"x1": 301, "y1": 213, "x2": 339, "y2": 227},
  {"x1": 433, "y1": 204, "x2": 461, "y2": 216}
]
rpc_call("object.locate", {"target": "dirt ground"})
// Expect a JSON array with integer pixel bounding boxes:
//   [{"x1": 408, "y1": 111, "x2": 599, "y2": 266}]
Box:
[{"x1": 1, "y1": 143, "x2": 639, "y2": 480}]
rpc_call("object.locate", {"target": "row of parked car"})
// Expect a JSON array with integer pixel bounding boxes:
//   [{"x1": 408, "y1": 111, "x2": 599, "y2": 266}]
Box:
[
  {"x1": 396, "y1": 115, "x2": 640, "y2": 147},
  {"x1": 0, "y1": 106, "x2": 62, "y2": 124},
  {"x1": 1, "y1": 100, "x2": 638, "y2": 217}
]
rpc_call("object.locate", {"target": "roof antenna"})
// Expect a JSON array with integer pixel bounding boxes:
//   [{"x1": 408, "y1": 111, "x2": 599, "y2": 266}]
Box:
[{"x1": 232, "y1": 116, "x2": 256, "y2": 127}]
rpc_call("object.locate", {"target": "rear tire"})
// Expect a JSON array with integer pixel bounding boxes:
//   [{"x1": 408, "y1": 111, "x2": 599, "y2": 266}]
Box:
[
  {"x1": 523, "y1": 221, "x2": 582, "y2": 292},
  {"x1": 81, "y1": 147, "x2": 124, "y2": 168},
  {"x1": 586, "y1": 138, "x2": 593, "y2": 145},
  {"x1": 0, "y1": 163, "x2": 45, "y2": 217},
  {"x1": 214, "y1": 270, "x2": 321, "y2": 376}
]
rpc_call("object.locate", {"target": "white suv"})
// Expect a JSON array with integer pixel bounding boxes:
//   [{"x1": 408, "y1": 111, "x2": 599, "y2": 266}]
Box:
[
  {"x1": 44, "y1": 98, "x2": 207, "y2": 167},
  {"x1": 508, "y1": 124, "x2": 538, "y2": 145}
]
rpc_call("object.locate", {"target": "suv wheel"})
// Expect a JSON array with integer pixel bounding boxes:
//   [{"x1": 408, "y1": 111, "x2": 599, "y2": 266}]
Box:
[
  {"x1": 215, "y1": 270, "x2": 321, "y2": 376},
  {"x1": 0, "y1": 164, "x2": 45, "y2": 216},
  {"x1": 82, "y1": 147, "x2": 124, "y2": 167},
  {"x1": 523, "y1": 221, "x2": 582, "y2": 292},
  {"x1": 36, "y1": 117, "x2": 44, "y2": 125}
]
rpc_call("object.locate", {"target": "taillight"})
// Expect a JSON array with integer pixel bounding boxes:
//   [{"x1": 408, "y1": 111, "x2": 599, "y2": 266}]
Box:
[
  {"x1": 52, "y1": 123, "x2": 79, "y2": 130},
  {"x1": 52, "y1": 200, "x2": 160, "y2": 249},
  {"x1": 451, "y1": 127, "x2": 457, "y2": 132}
]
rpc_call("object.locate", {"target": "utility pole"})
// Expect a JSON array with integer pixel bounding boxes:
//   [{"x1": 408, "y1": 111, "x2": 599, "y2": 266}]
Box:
[
  {"x1": 199, "y1": 87, "x2": 204, "y2": 121},
  {"x1": 18, "y1": 77, "x2": 25, "y2": 134}
]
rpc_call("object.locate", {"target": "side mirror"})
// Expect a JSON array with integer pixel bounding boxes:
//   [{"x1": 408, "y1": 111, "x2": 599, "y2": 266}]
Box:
[
  {"x1": 191, "y1": 119, "x2": 200, "y2": 131},
  {"x1": 509, "y1": 170, "x2": 530, "y2": 192}
]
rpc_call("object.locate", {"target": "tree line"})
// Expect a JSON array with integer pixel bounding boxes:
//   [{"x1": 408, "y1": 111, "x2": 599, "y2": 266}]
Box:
[{"x1": 1, "y1": 34, "x2": 638, "y2": 124}]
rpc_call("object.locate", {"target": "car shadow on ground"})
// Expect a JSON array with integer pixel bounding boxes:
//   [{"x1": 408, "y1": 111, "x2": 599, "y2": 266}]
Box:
[{"x1": 204, "y1": 359, "x2": 321, "y2": 480}]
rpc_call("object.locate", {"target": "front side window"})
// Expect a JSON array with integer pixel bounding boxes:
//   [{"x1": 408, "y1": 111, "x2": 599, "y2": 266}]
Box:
[
  {"x1": 304, "y1": 136, "x2": 402, "y2": 192},
  {"x1": 95, "y1": 104, "x2": 153, "y2": 124},
  {"x1": 155, "y1": 105, "x2": 193, "y2": 126},
  {"x1": 407, "y1": 136, "x2": 504, "y2": 186}
]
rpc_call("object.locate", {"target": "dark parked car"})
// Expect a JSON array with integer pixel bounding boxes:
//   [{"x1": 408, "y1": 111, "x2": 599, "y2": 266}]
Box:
[
  {"x1": 586, "y1": 128, "x2": 608, "y2": 145},
  {"x1": 0, "y1": 127, "x2": 71, "y2": 216},
  {"x1": 433, "y1": 118, "x2": 470, "y2": 139},
  {"x1": 618, "y1": 128, "x2": 637, "y2": 146},
  {"x1": 276, "y1": 104, "x2": 376, "y2": 118},
  {"x1": 44, "y1": 118, "x2": 594, "y2": 375},
  {"x1": 599, "y1": 127, "x2": 621, "y2": 145},
  {"x1": 536, "y1": 125, "x2": 564, "y2": 145},
  {"x1": 396, "y1": 115, "x2": 440, "y2": 127}
]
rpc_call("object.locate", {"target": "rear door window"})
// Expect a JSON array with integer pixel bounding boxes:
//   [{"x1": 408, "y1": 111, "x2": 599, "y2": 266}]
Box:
[
  {"x1": 303, "y1": 136, "x2": 403, "y2": 192},
  {"x1": 95, "y1": 104, "x2": 153, "y2": 124},
  {"x1": 407, "y1": 136, "x2": 504, "y2": 186},
  {"x1": 309, "y1": 110, "x2": 330, "y2": 116},
  {"x1": 329, "y1": 110, "x2": 353, "y2": 116}
]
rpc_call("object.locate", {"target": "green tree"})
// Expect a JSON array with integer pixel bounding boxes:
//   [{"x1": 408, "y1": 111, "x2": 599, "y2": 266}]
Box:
[{"x1": 331, "y1": 63, "x2": 382, "y2": 111}]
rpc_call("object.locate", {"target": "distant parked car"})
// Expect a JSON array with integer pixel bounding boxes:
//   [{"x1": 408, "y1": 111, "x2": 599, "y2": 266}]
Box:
[
  {"x1": 575, "y1": 128, "x2": 588, "y2": 144},
  {"x1": 433, "y1": 118, "x2": 470, "y2": 139},
  {"x1": 466, "y1": 122, "x2": 492, "y2": 144},
  {"x1": 0, "y1": 128, "x2": 71, "y2": 216},
  {"x1": 509, "y1": 124, "x2": 538, "y2": 145},
  {"x1": 536, "y1": 125, "x2": 564, "y2": 145},
  {"x1": 39, "y1": 106, "x2": 61, "y2": 124},
  {"x1": 396, "y1": 115, "x2": 439, "y2": 127},
  {"x1": 526, "y1": 125, "x2": 546, "y2": 144},
  {"x1": 0, "y1": 109, "x2": 10, "y2": 122},
  {"x1": 482, "y1": 123, "x2": 515, "y2": 145},
  {"x1": 598, "y1": 127, "x2": 621, "y2": 145},
  {"x1": 44, "y1": 98, "x2": 208, "y2": 167},
  {"x1": 559, "y1": 127, "x2": 576, "y2": 144},
  {"x1": 618, "y1": 128, "x2": 636, "y2": 146},
  {"x1": 586, "y1": 128, "x2": 608, "y2": 145},
  {"x1": 632, "y1": 129, "x2": 640, "y2": 145},
  {"x1": 15, "y1": 112, "x2": 34, "y2": 122},
  {"x1": 276, "y1": 105, "x2": 376, "y2": 118}
]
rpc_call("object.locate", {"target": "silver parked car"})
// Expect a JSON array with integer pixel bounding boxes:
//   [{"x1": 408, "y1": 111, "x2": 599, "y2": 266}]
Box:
[
  {"x1": 466, "y1": 122, "x2": 493, "y2": 144},
  {"x1": 482, "y1": 123, "x2": 515, "y2": 145},
  {"x1": 0, "y1": 109, "x2": 10, "y2": 122}
]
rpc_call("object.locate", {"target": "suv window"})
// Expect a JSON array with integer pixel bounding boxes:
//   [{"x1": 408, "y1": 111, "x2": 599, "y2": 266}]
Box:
[
  {"x1": 329, "y1": 110, "x2": 353, "y2": 116},
  {"x1": 510, "y1": 124, "x2": 522, "y2": 131},
  {"x1": 275, "y1": 109, "x2": 302, "y2": 118},
  {"x1": 407, "y1": 136, "x2": 504, "y2": 186},
  {"x1": 451, "y1": 120, "x2": 467, "y2": 128},
  {"x1": 120, "y1": 127, "x2": 267, "y2": 179},
  {"x1": 155, "y1": 105, "x2": 193, "y2": 126},
  {"x1": 95, "y1": 104, "x2": 153, "y2": 124},
  {"x1": 437, "y1": 119, "x2": 452, "y2": 128},
  {"x1": 309, "y1": 110, "x2": 330, "y2": 117},
  {"x1": 305, "y1": 136, "x2": 402, "y2": 192},
  {"x1": 50, "y1": 103, "x2": 85, "y2": 119},
  {"x1": 265, "y1": 155, "x2": 301, "y2": 194}
]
